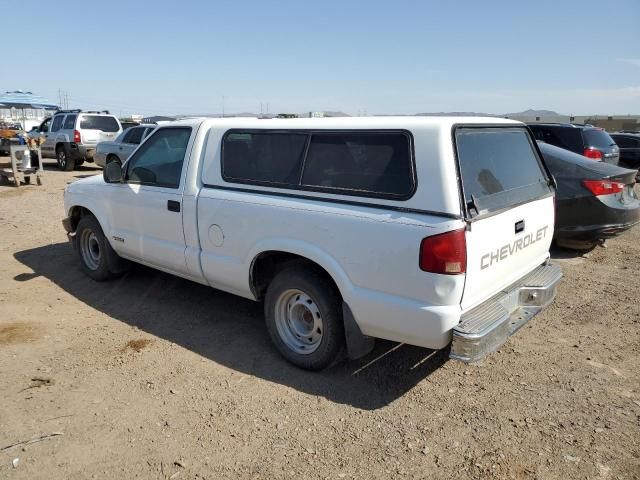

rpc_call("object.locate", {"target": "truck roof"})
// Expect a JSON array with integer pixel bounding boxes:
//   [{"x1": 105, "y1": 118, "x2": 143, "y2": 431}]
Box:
[{"x1": 168, "y1": 116, "x2": 523, "y2": 130}]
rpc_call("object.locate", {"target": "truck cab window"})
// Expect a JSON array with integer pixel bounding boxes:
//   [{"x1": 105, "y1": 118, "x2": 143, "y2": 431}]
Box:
[
  {"x1": 125, "y1": 127, "x2": 191, "y2": 188},
  {"x1": 123, "y1": 127, "x2": 144, "y2": 145}
]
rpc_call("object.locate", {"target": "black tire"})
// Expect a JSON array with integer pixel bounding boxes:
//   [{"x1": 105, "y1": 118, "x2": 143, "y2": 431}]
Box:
[
  {"x1": 264, "y1": 266, "x2": 345, "y2": 370},
  {"x1": 75, "y1": 215, "x2": 129, "y2": 281},
  {"x1": 106, "y1": 154, "x2": 121, "y2": 165},
  {"x1": 56, "y1": 145, "x2": 75, "y2": 171}
]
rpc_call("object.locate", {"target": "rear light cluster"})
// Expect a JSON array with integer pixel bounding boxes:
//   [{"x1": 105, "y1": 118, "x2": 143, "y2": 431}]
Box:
[
  {"x1": 73, "y1": 130, "x2": 81, "y2": 143},
  {"x1": 419, "y1": 228, "x2": 466, "y2": 274},
  {"x1": 583, "y1": 148, "x2": 602, "y2": 160},
  {"x1": 582, "y1": 179, "x2": 624, "y2": 196}
]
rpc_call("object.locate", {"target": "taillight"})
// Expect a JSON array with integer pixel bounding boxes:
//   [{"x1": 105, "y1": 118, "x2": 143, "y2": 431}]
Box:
[
  {"x1": 419, "y1": 228, "x2": 466, "y2": 274},
  {"x1": 73, "y1": 130, "x2": 81, "y2": 143},
  {"x1": 582, "y1": 179, "x2": 624, "y2": 196},
  {"x1": 583, "y1": 148, "x2": 602, "y2": 160}
]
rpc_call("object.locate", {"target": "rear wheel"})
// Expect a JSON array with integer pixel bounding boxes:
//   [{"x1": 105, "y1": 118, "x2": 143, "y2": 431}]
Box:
[
  {"x1": 106, "y1": 154, "x2": 121, "y2": 165},
  {"x1": 75, "y1": 215, "x2": 129, "y2": 281},
  {"x1": 56, "y1": 145, "x2": 75, "y2": 171},
  {"x1": 265, "y1": 266, "x2": 344, "y2": 370}
]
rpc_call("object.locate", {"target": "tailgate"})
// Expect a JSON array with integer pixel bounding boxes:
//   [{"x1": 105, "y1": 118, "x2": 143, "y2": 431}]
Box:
[
  {"x1": 455, "y1": 126, "x2": 554, "y2": 310},
  {"x1": 463, "y1": 196, "x2": 553, "y2": 309}
]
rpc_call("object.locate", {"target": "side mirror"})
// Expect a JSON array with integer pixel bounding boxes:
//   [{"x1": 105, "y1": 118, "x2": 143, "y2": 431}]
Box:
[{"x1": 103, "y1": 161, "x2": 123, "y2": 183}]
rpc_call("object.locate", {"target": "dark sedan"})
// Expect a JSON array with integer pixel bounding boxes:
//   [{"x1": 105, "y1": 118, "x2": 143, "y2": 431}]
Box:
[
  {"x1": 538, "y1": 141, "x2": 640, "y2": 249},
  {"x1": 610, "y1": 133, "x2": 640, "y2": 171}
]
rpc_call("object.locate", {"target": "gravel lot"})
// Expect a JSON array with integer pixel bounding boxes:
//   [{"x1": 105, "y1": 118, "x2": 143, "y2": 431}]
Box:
[{"x1": 1, "y1": 160, "x2": 639, "y2": 479}]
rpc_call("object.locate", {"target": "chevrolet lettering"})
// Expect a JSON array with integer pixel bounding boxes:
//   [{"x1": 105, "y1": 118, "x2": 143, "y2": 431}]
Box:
[
  {"x1": 481, "y1": 226, "x2": 550, "y2": 270},
  {"x1": 62, "y1": 117, "x2": 562, "y2": 370}
]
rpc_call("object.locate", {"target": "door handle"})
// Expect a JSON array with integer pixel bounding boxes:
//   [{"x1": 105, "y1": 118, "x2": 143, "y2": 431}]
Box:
[
  {"x1": 515, "y1": 220, "x2": 525, "y2": 233},
  {"x1": 167, "y1": 200, "x2": 181, "y2": 212}
]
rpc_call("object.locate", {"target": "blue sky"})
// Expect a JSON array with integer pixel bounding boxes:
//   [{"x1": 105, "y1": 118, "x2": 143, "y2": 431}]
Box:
[{"x1": 3, "y1": 0, "x2": 639, "y2": 116}]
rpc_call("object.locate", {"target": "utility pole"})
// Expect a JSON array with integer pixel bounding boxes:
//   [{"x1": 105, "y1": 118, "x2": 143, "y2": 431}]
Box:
[{"x1": 222, "y1": 95, "x2": 225, "y2": 118}]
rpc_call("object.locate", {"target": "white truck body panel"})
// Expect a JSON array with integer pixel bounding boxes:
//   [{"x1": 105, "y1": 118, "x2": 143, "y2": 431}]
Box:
[{"x1": 64, "y1": 116, "x2": 558, "y2": 354}]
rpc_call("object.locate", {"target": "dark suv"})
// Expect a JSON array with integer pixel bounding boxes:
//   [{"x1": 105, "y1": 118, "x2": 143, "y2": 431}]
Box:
[
  {"x1": 610, "y1": 133, "x2": 640, "y2": 170},
  {"x1": 528, "y1": 123, "x2": 619, "y2": 165}
]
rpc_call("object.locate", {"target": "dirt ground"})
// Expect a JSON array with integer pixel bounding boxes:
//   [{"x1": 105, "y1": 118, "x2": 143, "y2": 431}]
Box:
[{"x1": 0, "y1": 159, "x2": 639, "y2": 480}]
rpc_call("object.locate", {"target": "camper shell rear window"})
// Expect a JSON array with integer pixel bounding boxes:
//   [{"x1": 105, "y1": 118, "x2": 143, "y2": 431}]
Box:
[{"x1": 455, "y1": 126, "x2": 552, "y2": 218}]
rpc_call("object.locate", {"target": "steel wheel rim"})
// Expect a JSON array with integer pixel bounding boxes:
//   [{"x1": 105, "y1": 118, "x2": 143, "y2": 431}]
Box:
[
  {"x1": 274, "y1": 289, "x2": 323, "y2": 355},
  {"x1": 80, "y1": 229, "x2": 101, "y2": 271}
]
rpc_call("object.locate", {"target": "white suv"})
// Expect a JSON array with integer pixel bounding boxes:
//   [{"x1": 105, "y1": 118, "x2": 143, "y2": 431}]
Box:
[
  {"x1": 63, "y1": 117, "x2": 561, "y2": 370},
  {"x1": 30, "y1": 110, "x2": 122, "y2": 170}
]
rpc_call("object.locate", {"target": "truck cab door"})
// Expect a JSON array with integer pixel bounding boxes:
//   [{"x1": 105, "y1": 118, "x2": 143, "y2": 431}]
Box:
[{"x1": 106, "y1": 127, "x2": 193, "y2": 276}]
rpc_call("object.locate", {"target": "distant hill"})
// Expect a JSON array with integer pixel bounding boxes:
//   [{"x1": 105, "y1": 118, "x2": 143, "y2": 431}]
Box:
[
  {"x1": 415, "y1": 109, "x2": 562, "y2": 117},
  {"x1": 415, "y1": 111, "x2": 495, "y2": 117},
  {"x1": 504, "y1": 109, "x2": 560, "y2": 117}
]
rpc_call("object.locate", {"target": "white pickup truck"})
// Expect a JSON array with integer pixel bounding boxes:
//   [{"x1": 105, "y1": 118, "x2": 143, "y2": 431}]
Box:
[{"x1": 62, "y1": 117, "x2": 561, "y2": 370}]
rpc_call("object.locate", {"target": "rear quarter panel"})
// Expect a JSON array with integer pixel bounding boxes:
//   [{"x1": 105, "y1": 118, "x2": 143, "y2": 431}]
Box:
[{"x1": 196, "y1": 188, "x2": 466, "y2": 345}]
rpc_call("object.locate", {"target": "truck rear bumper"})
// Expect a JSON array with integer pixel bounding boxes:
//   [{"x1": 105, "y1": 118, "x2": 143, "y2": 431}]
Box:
[{"x1": 450, "y1": 262, "x2": 562, "y2": 363}]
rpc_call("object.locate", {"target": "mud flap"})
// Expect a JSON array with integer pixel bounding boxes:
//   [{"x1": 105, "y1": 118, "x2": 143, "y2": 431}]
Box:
[
  {"x1": 104, "y1": 238, "x2": 130, "y2": 274},
  {"x1": 342, "y1": 302, "x2": 375, "y2": 359}
]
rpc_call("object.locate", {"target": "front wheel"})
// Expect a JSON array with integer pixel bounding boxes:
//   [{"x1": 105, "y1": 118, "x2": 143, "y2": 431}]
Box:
[
  {"x1": 106, "y1": 154, "x2": 121, "y2": 165},
  {"x1": 264, "y1": 266, "x2": 345, "y2": 370},
  {"x1": 56, "y1": 146, "x2": 75, "y2": 171},
  {"x1": 75, "y1": 215, "x2": 128, "y2": 281}
]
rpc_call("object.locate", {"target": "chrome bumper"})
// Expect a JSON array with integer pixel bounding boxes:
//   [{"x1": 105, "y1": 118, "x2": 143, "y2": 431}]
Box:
[{"x1": 450, "y1": 262, "x2": 562, "y2": 363}]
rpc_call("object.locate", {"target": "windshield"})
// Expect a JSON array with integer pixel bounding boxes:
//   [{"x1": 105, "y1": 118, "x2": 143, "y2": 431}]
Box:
[
  {"x1": 79, "y1": 115, "x2": 120, "y2": 132},
  {"x1": 456, "y1": 127, "x2": 551, "y2": 216},
  {"x1": 583, "y1": 129, "x2": 616, "y2": 149}
]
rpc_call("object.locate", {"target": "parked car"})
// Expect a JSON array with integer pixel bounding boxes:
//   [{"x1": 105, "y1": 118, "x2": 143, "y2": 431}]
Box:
[
  {"x1": 119, "y1": 121, "x2": 140, "y2": 130},
  {"x1": 29, "y1": 110, "x2": 122, "y2": 170},
  {"x1": 62, "y1": 117, "x2": 561, "y2": 369},
  {"x1": 528, "y1": 123, "x2": 620, "y2": 165},
  {"x1": 610, "y1": 133, "x2": 640, "y2": 172},
  {"x1": 94, "y1": 124, "x2": 156, "y2": 168},
  {"x1": 538, "y1": 141, "x2": 640, "y2": 250},
  {"x1": 0, "y1": 122, "x2": 22, "y2": 154}
]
